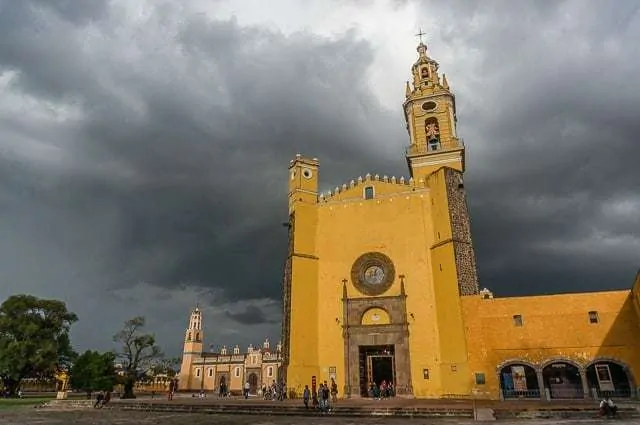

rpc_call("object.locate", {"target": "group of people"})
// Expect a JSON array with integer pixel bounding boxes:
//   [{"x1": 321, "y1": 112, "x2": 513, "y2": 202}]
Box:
[
  {"x1": 261, "y1": 380, "x2": 287, "y2": 400},
  {"x1": 599, "y1": 396, "x2": 618, "y2": 418},
  {"x1": 93, "y1": 390, "x2": 111, "y2": 408},
  {"x1": 301, "y1": 378, "x2": 339, "y2": 413},
  {"x1": 367, "y1": 380, "x2": 395, "y2": 399}
]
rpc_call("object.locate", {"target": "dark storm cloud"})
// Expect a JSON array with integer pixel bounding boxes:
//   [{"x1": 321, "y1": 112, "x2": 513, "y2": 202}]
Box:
[
  {"x1": 0, "y1": 0, "x2": 401, "y2": 313},
  {"x1": 413, "y1": 0, "x2": 640, "y2": 295},
  {"x1": 225, "y1": 305, "x2": 279, "y2": 325}
]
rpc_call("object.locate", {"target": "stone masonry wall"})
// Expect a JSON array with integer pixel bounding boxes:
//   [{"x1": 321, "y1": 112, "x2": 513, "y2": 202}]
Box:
[
  {"x1": 445, "y1": 168, "x2": 479, "y2": 296},
  {"x1": 281, "y1": 213, "x2": 294, "y2": 366}
]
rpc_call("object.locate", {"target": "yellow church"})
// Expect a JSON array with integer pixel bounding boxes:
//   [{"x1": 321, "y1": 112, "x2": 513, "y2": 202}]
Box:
[{"x1": 281, "y1": 41, "x2": 640, "y2": 400}]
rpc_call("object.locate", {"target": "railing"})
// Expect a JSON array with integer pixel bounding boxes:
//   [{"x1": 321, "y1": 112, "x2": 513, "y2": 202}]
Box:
[
  {"x1": 595, "y1": 388, "x2": 633, "y2": 399},
  {"x1": 405, "y1": 138, "x2": 464, "y2": 156},
  {"x1": 547, "y1": 387, "x2": 585, "y2": 399},
  {"x1": 502, "y1": 389, "x2": 542, "y2": 399}
]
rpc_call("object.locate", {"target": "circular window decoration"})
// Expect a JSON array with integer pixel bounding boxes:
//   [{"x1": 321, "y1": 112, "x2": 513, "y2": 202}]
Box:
[
  {"x1": 421, "y1": 101, "x2": 437, "y2": 111},
  {"x1": 350, "y1": 252, "x2": 395, "y2": 296},
  {"x1": 302, "y1": 168, "x2": 313, "y2": 179}
]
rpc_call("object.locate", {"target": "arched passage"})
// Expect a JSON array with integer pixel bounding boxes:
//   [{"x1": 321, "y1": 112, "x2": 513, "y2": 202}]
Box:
[
  {"x1": 586, "y1": 361, "x2": 632, "y2": 398},
  {"x1": 499, "y1": 363, "x2": 540, "y2": 399},
  {"x1": 542, "y1": 362, "x2": 584, "y2": 399}
]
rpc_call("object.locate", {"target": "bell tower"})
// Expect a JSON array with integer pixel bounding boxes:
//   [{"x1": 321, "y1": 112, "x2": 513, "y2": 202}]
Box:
[
  {"x1": 403, "y1": 40, "x2": 465, "y2": 181},
  {"x1": 178, "y1": 305, "x2": 203, "y2": 390}
]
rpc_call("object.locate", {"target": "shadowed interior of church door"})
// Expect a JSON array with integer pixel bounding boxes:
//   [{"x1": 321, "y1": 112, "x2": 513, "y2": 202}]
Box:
[{"x1": 358, "y1": 345, "x2": 395, "y2": 396}]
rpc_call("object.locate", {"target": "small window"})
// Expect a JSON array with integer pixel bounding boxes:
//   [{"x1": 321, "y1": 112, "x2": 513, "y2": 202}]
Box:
[
  {"x1": 475, "y1": 373, "x2": 486, "y2": 385},
  {"x1": 195, "y1": 368, "x2": 201, "y2": 377},
  {"x1": 364, "y1": 186, "x2": 374, "y2": 200},
  {"x1": 208, "y1": 368, "x2": 213, "y2": 377},
  {"x1": 234, "y1": 367, "x2": 241, "y2": 377},
  {"x1": 268, "y1": 366, "x2": 273, "y2": 377},
  {"x1": 513, "y1": 314, "x2": 523, "y2": 327},
  {"x1": 450, "y1": 364, "x2": 457, "y2": 372},
  {"x1": 589, "y1": 311, "x2": 599, "y2": 324}
]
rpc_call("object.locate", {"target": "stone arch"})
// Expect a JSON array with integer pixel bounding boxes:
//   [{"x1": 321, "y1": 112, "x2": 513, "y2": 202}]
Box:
[
  {"x1": 495, "y1": 359, "x2": 539, "y2": 373},
  {"x1": 585, "y1": 357, "x2": 635, "y2": 398},
  {"x1": 496, "y1": 360, "x2": 541, "y2": 400},
  {"x1": 540, "y1": 357, "x2": 584, "y2": 370},
  {"x1": 360, "y1": 307, "x2": 391, "y2": 325},
  {"x1": 541, "y1": 359, "x2": 584, "y2": 399}
]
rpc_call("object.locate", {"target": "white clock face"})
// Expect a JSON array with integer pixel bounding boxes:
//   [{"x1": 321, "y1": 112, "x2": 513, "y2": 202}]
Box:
[{"x1": 364, "y1": 265, "x2": 385, "y2": 285}]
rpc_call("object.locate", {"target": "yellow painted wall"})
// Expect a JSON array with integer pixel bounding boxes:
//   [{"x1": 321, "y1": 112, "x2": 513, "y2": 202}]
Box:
[
  {"x1": 313, "y1": 183, "x2": 449, "y2": 398},
  {"x1": 462, "y1": 290, "x2": 640, "y2": 399}
]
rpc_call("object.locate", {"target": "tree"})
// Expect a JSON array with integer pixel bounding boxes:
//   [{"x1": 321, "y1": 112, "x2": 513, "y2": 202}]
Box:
[
  {"x1": 151, "y1": 357, "x2": 180, "y2": 378},
  {"x1": 113, "y1": 316, "x2": 162, "y2": 398},
  {"x1": 69, "y1": 350, "x2": 117, "y2": 398},
  {"x1": 0, "y1": 294, "x2": 78, "y2": 396}
]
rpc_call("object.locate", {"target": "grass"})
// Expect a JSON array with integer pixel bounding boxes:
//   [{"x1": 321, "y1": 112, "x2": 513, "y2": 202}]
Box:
[{"x1": 0, "y1": 397, "x2": 54, "y2": 410}]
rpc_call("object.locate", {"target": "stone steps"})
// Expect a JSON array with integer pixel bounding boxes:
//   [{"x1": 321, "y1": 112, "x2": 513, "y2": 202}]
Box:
[
  {"x1": 38, "y1": 399, "x2": 96, "y2": 410},
  {"x1": 112, "y1": 401, "x2": 475, "y2": 418},
  {"x1": 494, "y1": 407, "x2": 640, "y2": 420}
]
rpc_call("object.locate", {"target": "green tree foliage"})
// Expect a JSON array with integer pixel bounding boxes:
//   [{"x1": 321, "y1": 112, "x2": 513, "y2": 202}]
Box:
[
  {"x1": 0, "y1": 295, "x2": 78, "y2": 396},
  {"x1": 69, "y1": 350, "x2": 117, "y2": 397},
  {"x1": 113, "y1": 316, "x2": 162, "y2": 399}
]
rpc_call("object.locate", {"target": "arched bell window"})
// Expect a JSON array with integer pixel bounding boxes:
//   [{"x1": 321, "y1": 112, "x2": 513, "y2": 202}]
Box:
[{"x1": 425, "y1": 117, "x2": 440, "y2": 151}]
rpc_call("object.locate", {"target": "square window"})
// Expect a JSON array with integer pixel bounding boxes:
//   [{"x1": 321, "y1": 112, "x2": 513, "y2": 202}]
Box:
[
  {"x1": 589, "y1": 311, "x2": 599, "y2": 324},
  {"x1": 475, "y1": 373, "x2": 486, "y2": 385},
  {"x1": 513, "y1": 314, "x2": 523, "y2": 327}
]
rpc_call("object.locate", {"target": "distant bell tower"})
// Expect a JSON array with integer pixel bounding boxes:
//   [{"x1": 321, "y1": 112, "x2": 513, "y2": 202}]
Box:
[
  {"x1": 178, "y1": 306, "x2": 204, "y2": 390},
  {"x1": 403, "y1": 39, "x2": 465, "y2": 181}
]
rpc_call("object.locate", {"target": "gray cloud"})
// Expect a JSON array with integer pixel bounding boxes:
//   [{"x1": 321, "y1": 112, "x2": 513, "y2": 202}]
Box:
[
  {"x1": 225, "y1": 305, "x2": 279, "y2": 326},
  {"x1": 0, "y1": 0, "x2": 638, "y2": 354}
]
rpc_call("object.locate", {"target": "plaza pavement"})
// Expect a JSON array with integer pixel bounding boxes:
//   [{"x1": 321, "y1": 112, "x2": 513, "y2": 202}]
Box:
[{"x1": 2, "y1": 409, "x2": 640, "y2": 425}]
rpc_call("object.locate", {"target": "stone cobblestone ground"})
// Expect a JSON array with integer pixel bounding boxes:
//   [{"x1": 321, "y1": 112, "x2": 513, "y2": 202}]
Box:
[{"x1": 1, "y1": 409, "x2": 640, "y2": 425}]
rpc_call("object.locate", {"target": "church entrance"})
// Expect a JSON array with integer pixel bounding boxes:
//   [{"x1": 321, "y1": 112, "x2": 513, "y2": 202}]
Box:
[
  {"x1": 248, "y1": 373, "x2": 258, "y2": 395},
  {"x1": 358, "y1": 345, "x2": 395, "y2": 396}
]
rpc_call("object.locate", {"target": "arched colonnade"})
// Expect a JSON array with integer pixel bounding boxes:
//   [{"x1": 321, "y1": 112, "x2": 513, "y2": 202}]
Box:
[{"x1": 498, "y1": 358, "x2": 636, "y2": 400}]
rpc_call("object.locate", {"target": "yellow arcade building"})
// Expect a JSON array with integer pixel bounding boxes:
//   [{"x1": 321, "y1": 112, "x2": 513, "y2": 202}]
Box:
[{"x1": 281, "y1": 41, "x2": 640, "y2": 400}]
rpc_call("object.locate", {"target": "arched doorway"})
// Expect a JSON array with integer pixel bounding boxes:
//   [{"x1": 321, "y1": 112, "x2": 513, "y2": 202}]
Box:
[
  {"x1": 586, "y1": 361, "x2": 632, "y2": 398},
  {"x1": 248, "y1": 373, "x2": 259, "y2": 395},
  {"x1": 542, "y1": 362, "x2": 584, "y2": 399},
  {"x1": 218, "y1": 375, "x2": 227, "y2": 396},
  {"x1": 499, "y1": 363, "x2": 540, "y2": 399}
]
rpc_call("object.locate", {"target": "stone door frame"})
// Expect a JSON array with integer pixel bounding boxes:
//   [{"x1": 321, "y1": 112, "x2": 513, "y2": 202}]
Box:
[{"x1": 342, "y1": 292, "x2": 413, "y2": 398}]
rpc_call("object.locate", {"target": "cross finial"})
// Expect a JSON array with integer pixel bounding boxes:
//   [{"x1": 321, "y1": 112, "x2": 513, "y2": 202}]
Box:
[{"x1": 415, "y1": 27, "x2": 426, "y2": 44}]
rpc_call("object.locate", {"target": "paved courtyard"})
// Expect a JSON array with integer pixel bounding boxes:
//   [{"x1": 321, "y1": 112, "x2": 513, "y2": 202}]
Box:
[{"x1": 1, "y1": 409, "x2": 640, "y2": 425}]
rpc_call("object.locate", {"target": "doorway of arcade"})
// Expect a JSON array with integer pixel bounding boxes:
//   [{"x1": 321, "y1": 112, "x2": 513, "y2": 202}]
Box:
[{"x1": 358, "y1": 345, "x2": 395, "y2": 397}]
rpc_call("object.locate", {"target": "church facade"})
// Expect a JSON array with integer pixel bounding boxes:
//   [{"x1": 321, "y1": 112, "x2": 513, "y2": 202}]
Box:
[
  {"x1": 178, "y1": 307, "x2": 284, "y2": 394},
  {"x1": 281, "y1": 42, "x2": 640, "y2": 400}
]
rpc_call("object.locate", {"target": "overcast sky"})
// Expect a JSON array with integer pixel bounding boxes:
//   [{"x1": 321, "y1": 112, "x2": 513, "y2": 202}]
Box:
[{"x1": 1, "y1": 0, "x2": 639, "y2": 357}]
